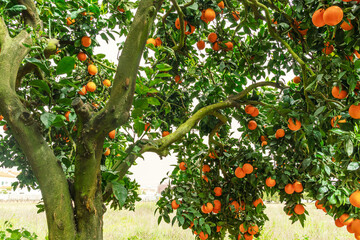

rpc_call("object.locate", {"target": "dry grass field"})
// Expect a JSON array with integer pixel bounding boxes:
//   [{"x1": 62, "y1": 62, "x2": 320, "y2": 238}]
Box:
[{"x1": 0, "y1": 201, "x2": 354, "y2": 239}]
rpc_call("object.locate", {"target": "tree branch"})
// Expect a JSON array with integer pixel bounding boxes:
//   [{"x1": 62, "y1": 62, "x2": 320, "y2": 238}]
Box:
[
  {"x1": 0, "y1": 17, "x2": 9, "y2": 46},
  {"x1": 18, "y1": 0, "x2": 42, "y2": 29},
  {"x1": 171, "y1": 0, "x2": 186, "y2": 51}
]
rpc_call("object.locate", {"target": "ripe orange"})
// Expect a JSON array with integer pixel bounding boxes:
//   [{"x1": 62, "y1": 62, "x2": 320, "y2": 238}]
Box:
[
  {"x1": 65, "y1": 111, "x2": 70, "y2": 122},
  {"x1": 197, "y1": 40, "x2": 205, "y2": 50},
  {"x1": 117, "y1": 7, "x2": 125, "y2": 12},
  {"x1": 171, "y1": 199, "x2": 180, "y2": 209},
  {"x1": 239, "y1": 223, "x2": 247, "y2": 233},
  {"x1": 218, "y1": 1, "x2": 225, "y2": 9},
  {"x1": 245, "y1": 105, "x2": 255, "y2": 114},
  {"x1": 204, "y1": 8, "x2": 216, "y2": 22},
  {"x1": 275, "y1": 129, "x2": 285, "y2": 139},
  {"x1": 225, "y1": 41, "x2": 233, "y2": 51},
  {"x1": 235, "y1": 167, "x2": 246, "y2": 178},
  {"x1": 212, "y1": 42, "x2": 220, "y2": 51},
  {"x1": 260, "y1": 136, "x2": 267, "y2": 142},
  {"x1": 3, "y1": 125, "x2": 7, "y2": 131},
  {"x1": 185, "y1": 24, "x2": 195, "y2": 35},
  {"x1": 288, "y1": 118, "x2": 301, "y2": 131},
  {"x1": 266, "y1": 177, "x2": 276, "y2": 187},
  {"x1": 332, "y1": 86, "x2": 348, "y2": 99},
  {"x1": 293, "y1": 181, "x2": 303, "y2": 193},
  {"x1": 340, "y1": 213, "x2": 353, "y2": 225},
  {"x1": 250, "y1": 108, "x2": 259, "y2": 117},
  {"x1": 240, "y1": 201, "x2": 246, "y2": 211},
  {"x1": 323, "y1": 6, "x2": 344, "y2": 26},
  {"x1": 200, "y1": 10, "x2": 209, "y2": 24},
  {"x1": 201, "y1": 202, "x2": 213, "y2": 213},
  {"x1": 312, "y1": 9, "x2": 326, "y2": 27},
  {"x1": 202, "y1": 164, "x2": 210, "y2": 173},
  {"x1": 323, "y1": 42, "x2": 334, "y2": 55},
  {"x1": 209, "y1": 152, "x2": 217, "y2": 159},
  {"x1": 349, "y1": 104, "x2": 360, "y2": 119},
  {"x1": 0, "y1": 115, "x2": 3, "y2": 121},
  {"x1": 102, "y1": 79, "x2": 111, "y2": 87},
  {"x1": 155, "y1": 37, "x2": 162, "y2": 47},
  {"x1": 248, "y1": 120, "x2": 257, "y2": 130},
  {"x1": 174, "y1": 75, "x2": 182, "y2": 84},
  {"x1": 109, "y1": 130, "x2": 116, "y2": 139},
  {"x1": 244, "y1": 233, "x2": 253, "y2": 240},
  {"x1": 248, "y1": 225, "x2": 259, "y2": 235},
  {"x1": 216, "y1": 226, "x2": 222, "y2": 232},
  {"x1": 175, "y1": 18, "x2": 187, "y2": 30},
  {"x1": 352, "y1": 219, "x2": 360, "y2": 235},
  {"x1": 145, "y1": 122, "x2": 151, "y2": 131},
  {"x1": 214, "y1": 187, "x2": 222, "y2": 196},
  {"x1": 348, "y1": 223, "x2": 355, "y2": 233},
  {"x1": 229, "y1": 201, "x2": 240, "y2": 212},
  {"x1": 86, "y1": 81, "x2": 96, "y2": 92},
  {"x1": 77, "y1": 52, "x2": 87, "y2": 61},
  {"x1": 261, "y1": 141, "x2": 267, "y2": 147},
  {"x1": 88, "y1": 64, "x2": 98, "y2": 75},
  {"x1": 285, "y1": 183, "x2": 295, "y2": 194},
  {"x1": 335, "y1": 218, "x2": 345, "y2": 227},
  {"x1": 341, "y1": 18, "x2": 353, "y2": 30},
  {"x1": 350, "y1": 190, "x2": 360, "y2": 207},
  {"x1": 243, "y1": 163, "x2": 253, "y2": 174},
  {"x1": 66, "y1": 17, "x2": 75, "y2": 26},
  {"x1": 331, "y1": 115, "x2": 346, "y2": 128},
  {"x1": 294, "y1": 204, "x2": 305, "y2": 215},
  {"x1": 81, "y1": 36, "x2": 91, "y2": 47},
  {"x1": 232, "y1": 11, "x2": 240, "y2": 21},
  {"x1": 104, "y1": 148, "x2": 110, "y2": 156},
  {"x1": 355, "y1": 50, "x2": 360, "y2": 59},
  {"x1": 179, "y1": 162, "x2": 187, "y2": 170},
  {"x1": 162, "y1": 131, "x2": 170, "y2": 137},
  {"x1": 213, "y1": 199, "x2": 221, "y2": 213},
  {"x1": 146, "y1": 38, "x2": 156, "y2": 47},
  {"x1": 199, "y1": 232, "x2": 208, "y2": 240},
  {"x1": 293, "y1": 76, "x2": 301, "y2": 83},
  {"x1": 78, "y1": 86, "x2": 87, "y2": 95},
  {"x1": 253, "y1": 198, "x2": 263, "y2": 208},
  {"x1": 202, "y1": 175, "x2": 209, "y2": 182},
  {"x1": 208, "y1": 33, "x2": 217, "y2": 43}
]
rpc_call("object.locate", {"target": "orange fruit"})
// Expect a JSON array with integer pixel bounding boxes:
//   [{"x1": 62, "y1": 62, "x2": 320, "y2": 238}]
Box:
[
  {"x1": 216, "y1": 226, "x2": 222, "y2": 232},
  {"x1": 0, "y1": 115, "x2": 3, "y2": 121},
  {"x1": 202, "y1": 164, "x2": 210, "y2": 173},
  {"x1": 225, "y1": 41, "x2": 233, "y2": 51},
  {"x1": 341, "y1": 18, "x2": 353, "y2": 30},
  {"x1": 244, "y1": 233, "x2": 253, "y2": 240},
  {"x1": 197, "y1": 40, "x2": 205, "y2": 50},
  {"x1": 332, "y1": 86, "x2": 348, "y2": 99},
  {"x1": 202, "y1": 175, "x2": 209, "y2": 182},
  {"x1": 243, "y1": 163, "x2": 253, "y2": 174},
  {"x1": 199, "y1": 232, "x2": 208, "y2": 240},
  {"x1": 239, "y1": 223, "x2": 247, "y2": 233},
  {"x1": 103, "y1": 79, "x2": 111, "y2": 87},
  {"x1": 253, "y1": 198, "x2": 264, "y2": 208},
  {"x1": 3, "y1": 125, "x2": 7, "y2": 131},
  {"x1": 66, "y1": 17, "x2": 75, "y2": 26},
  {"x1": 350, "y1": 190, "x2": 360, "y2": 207},
  {"x1": 145, "y1": 123, "x2": 151, "y2": 131},
  {"x1": 218, "y1": 1, "x2": 225, "y2": 9},
  {"x1": 340, "y1": 213, "x2": 353, "y2": 225},
  {"x1": 155, "y1": 37, "x2": 162, "y2": 47},
  {"x1": 240, "y1": 201, "x2": 246, "y2": 211},
  {"x1": 293, "y1": 181, "x2": 303, "y2": 193},
  {"x1": 323, "y1": 6, "x2": 344, "y2": 26},
  {"x1": 260, "y1": 136, "x2": 267, "y2": 142},
  {"x1": 77, "y1": 52, "x2": 87, "y2": 61},
  {"x1": 285, "y1": 183, "x2": 295, "y2": 194},
  {"x1": 293, "y1": 76, "x2": 301, "y2": 83},
  {"x1": 352, "y1": 219, "x2": 360, "y2": 235},
  {"x1": 245, "y1": 105, "x2": 256, "y2": 114},
  {"x1": 104, "y1": 148, "x2": 110, "y2": 156},
  {"x1": 229, "y1": 201, "x2": 240, "y2": 212},
  {"x1": 146, "y1": 38, "x2": 156, "y2": 47},
  {"x1": 86, "y1": 81, "x2": 96, "y2": 92},
  {"x1": 171, "y1": 200, "x2": 180, "y2": 209},
  {"x1": 248, "y1": 120, "x2": 257, "y2": 130},
  {"x1": 250, "y1": 108, "x2": 259, "y2": 117},
  {"x1": 349, "y1": 104, "x2": 360, "y2": 119},
  {"x1": 201, "y1": 202, "x2": 213, "y2": 213},
  {"x1": 204, "y1": 8, "x2": 216, "y2": 22},
  {"x1": 185, "y1": 24, "x2": 195, "y2": 35},
  {"x1": 162, "y1": 131, "x2": 170, "y2": 137},
  {"x1": 232, "y1": 11, "x2": 240, "y2": 21},
  {"x1": 179, "y1": 162, "x2": 187, "y2": 170},
  {"x1": 248, "y1": 225, "x2": 259, "y2": 235},
  {"x1": 200, "y1": 10, "x2": 209, "y2": 24},
  {"x1": 312, "y1": 9, "x2": 326, "y2": 27},
  {"x1": 65, "y1": 111, "x2": 70, "y2": 121},
  {"x1": 81, "y1": 36, "x2": 91, "y2": 47},
  {"x1": 323, "y1": 42, "x2": 334, "y2": 55},
  {"x1": 88, "y1": 64, "x2": 98, "y2": 75},
  {"x1": 213, "y1": 199, "x2": 221, "y2": 212},
  {"x1": 348, "y1": 223, "x2": 355, "y2": 233},
  {"x1": 174, "y1": 75, "x2": 182, "y2": 84},
  {"x1": 266, "y1": 177, "x2": 276, "y2": 187},
  {"x1": 78, "y1": 86, "x2": 87, "y2": 95},
  {"x1": 117, "y1": 7, "x2": 125, "y2": 12},
  {"x1": 288, "y1": 118, "x2": 301, "y2": 131},
  {"x1": 354, "y1": 50, "x2": 360, "y2": 58},
  {"x1": 335, "y1": 218, "x2": 345, "y2": 227},
  {"x1": 275, "y1": 129, "x2": 285, "y2": 139},
  {"x1": 109, "y1": 130, "x2": 116, "y2": 139},
  {"x1": 294, "y1": 204, "x2": 305, "y2": 215},
  {"x1": 189, "y1": 222, "x2": 194, "y2": 229},
  {"x1": 212, "y1": 42, "x2": 220, "y2": 51},
  {"x1": 208, "y1": 33, "x2": 217, "y2": 43},
  {"x1": 214, "y1": 187, "x2": 222, "y2": 196},
  {"x1": 261, "y1": 141, "x2": 267, "y2": 147},
  {"x1": 175, "y1": 18, "x2": 187, "y2": 30},
  {"x1": 331, "y1": 115, "x2": 346, "y2": 128},
  {"x1": 235, "y1": 167, "x2": 246, "y2": 178},
  {"x1": 209, "y1": 152, "x2": 217, "y2": 159}
]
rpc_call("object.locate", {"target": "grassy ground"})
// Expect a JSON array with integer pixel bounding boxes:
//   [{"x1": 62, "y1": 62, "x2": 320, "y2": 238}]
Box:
[{"x1": 0, "y1": 201, "x2": 354, "y2": 240}]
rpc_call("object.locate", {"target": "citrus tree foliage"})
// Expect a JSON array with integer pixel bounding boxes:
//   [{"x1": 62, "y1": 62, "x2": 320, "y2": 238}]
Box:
[{"x1": 0, "y1": 0, "x2": 360, "y2": 239}]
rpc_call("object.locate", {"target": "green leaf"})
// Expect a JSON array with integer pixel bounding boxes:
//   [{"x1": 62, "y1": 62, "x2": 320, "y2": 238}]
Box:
[
  {"x1": 318, "y1": 186, "x2": 328, "y2": 194},
  {"x1": 112, "y1": 182, "x2": 128, "y2": 207},
  {"x1": 347, "y1": 162, "x2": 359, "y2": 171},
  {"x1": 7, "y1": 5, "x2": 27, "y2": 12},
  {"x1": 29, "y1": 80, "x2": 51, "y2": 94},
  {"x1": 40, "y1": 113, "x2": 56, "y2": 129},
  {"x1": 148, "y1": 97, "x2": 160, "y2": 106},
  {"x1": 345, "y1": 140, "x2": 353, "y2": 156},
  {"x1": 56, "y1": 57, "x2": 75, "y2": 75},
  {"x1": 24, "y1": 58, "x2": 50, "y2": 76},
  {"x1": 314, "y1": 106, "x2": 325, "y2": 116},
  {"x1": 156, "y1": 63, "x2": 172, "y2": 72}
]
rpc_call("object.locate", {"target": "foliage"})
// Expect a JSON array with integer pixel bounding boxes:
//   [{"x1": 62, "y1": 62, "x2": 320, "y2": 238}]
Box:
[{"x1": 0, "y1": 221, "x2": 38, "y2": 240}]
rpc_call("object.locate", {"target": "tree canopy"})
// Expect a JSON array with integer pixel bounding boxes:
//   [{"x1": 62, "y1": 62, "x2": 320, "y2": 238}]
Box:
[{"x1": 0, "y1": 0, "x2": 360, "y2": 239}]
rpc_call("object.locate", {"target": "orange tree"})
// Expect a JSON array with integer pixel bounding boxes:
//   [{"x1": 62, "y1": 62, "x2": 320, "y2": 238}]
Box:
[{"x1": 0, "y1": 0, "x2": 360, "y2": 239}]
